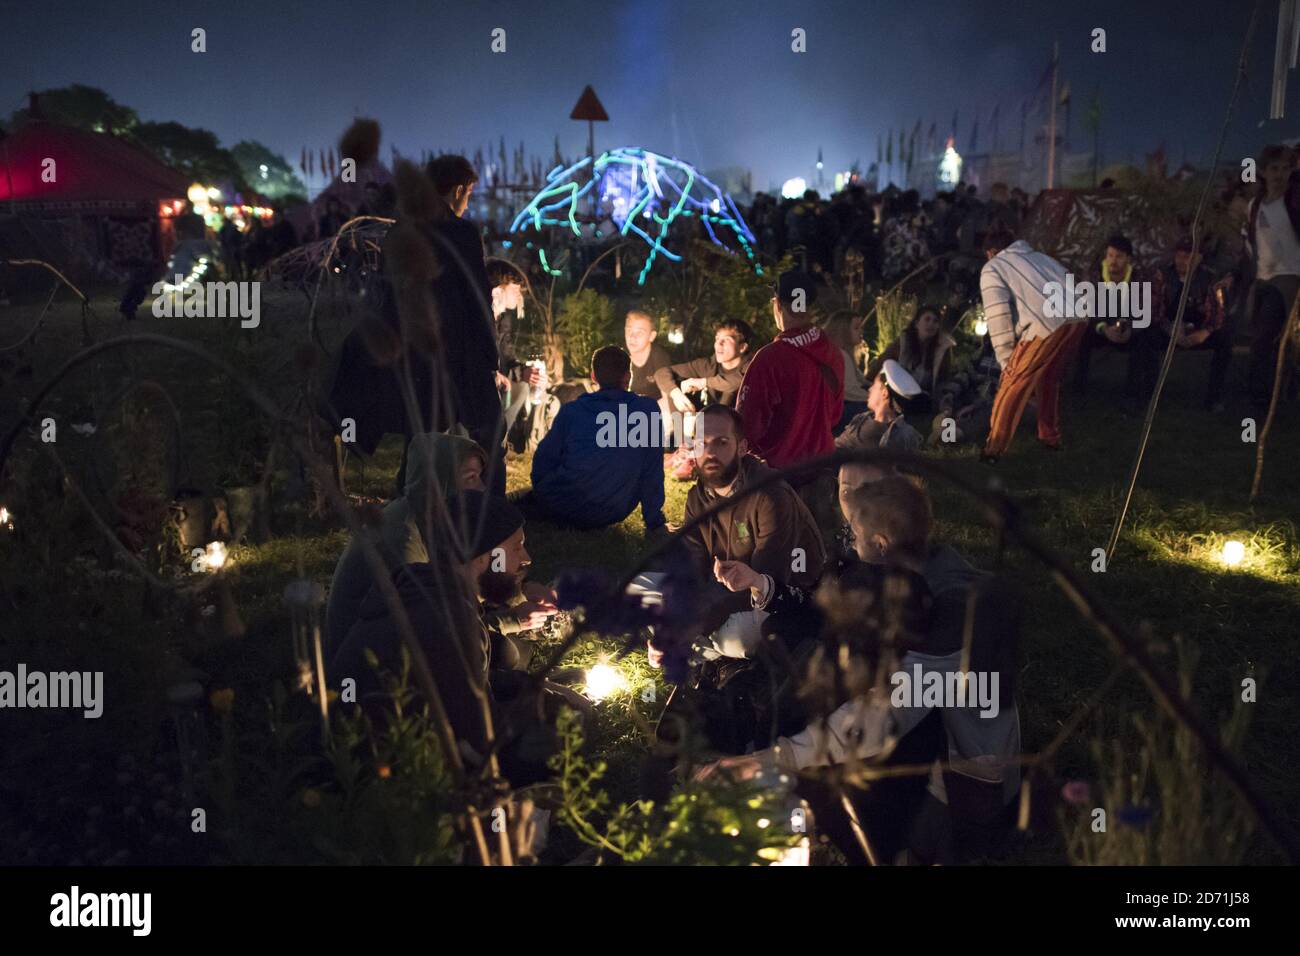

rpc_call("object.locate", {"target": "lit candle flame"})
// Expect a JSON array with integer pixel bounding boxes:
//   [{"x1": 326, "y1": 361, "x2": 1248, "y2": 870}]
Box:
[
  {"x1": 584, "y1": 662, "x2": 627, "y2": 702},
  {"x1": 203, "y1": 541, "x2": 229, "y2": 572},
  {"x1": 0, "y1": 506, "x2": 12, "y2": 531},
  {"x1": 1220, "y1": 540, "x2": 1245, "y2": 567},
  {"x1": 974, "y1": 319, "x2": 988, "y2": 337}
]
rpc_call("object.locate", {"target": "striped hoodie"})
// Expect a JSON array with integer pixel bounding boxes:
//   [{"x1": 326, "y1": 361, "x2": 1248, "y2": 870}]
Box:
[{"x1": 979, "y1": 239, "x2": 1078, "y2": 367}]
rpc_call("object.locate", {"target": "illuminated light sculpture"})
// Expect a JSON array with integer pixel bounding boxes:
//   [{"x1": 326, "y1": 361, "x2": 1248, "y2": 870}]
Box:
[{"x1": 510, "y1": 146, "x2": 759, "y2": 285}]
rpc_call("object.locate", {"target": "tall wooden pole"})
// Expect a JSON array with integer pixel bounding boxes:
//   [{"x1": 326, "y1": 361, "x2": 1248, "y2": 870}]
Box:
[{"x1": 1047, "y1": 40, "x2": 1059, "y2": 189}]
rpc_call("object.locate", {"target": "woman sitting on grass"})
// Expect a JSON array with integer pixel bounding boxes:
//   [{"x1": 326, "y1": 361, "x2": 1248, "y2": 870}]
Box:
[{"x1": 869, "y1": 305, "x2": 957, "y2": 414}]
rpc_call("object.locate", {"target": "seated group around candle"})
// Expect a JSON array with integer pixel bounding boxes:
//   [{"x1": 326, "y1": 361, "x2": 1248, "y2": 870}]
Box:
[{"x1": 320, "y1": 153, "x2": 1038, "y2": 864}]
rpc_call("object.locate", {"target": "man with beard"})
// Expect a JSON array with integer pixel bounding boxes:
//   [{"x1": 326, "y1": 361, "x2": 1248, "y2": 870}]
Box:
[
  {"x1": 659, "y1": 403, "x2": 825, "y2": 666},
  {"x1": 323, "y1": 432, "x2": 556, "y2": 662},
  {"x1": 329, "y1": 491, "x2": 569, "y2": 783}
]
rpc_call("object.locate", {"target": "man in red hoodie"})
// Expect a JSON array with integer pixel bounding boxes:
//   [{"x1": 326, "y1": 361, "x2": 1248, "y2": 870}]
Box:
[{"x1": 736, "y1": 270, "x2": 844, "y2": 543}]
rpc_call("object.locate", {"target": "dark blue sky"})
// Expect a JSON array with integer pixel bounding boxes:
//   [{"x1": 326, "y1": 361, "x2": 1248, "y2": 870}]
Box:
[{"x1": 3, "y1": 0, "x2": 1297, "y2": 191}]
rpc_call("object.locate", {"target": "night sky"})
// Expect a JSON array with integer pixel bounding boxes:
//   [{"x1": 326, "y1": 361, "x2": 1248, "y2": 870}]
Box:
[{"x1": 2, "y1": 0, "x2": 1296, "y2": 192}]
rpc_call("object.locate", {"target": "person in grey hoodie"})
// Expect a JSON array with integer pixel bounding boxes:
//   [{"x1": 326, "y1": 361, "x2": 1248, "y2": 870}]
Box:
[{"x1": 324, "y1": 432, "x2": 555, "y2": 662}]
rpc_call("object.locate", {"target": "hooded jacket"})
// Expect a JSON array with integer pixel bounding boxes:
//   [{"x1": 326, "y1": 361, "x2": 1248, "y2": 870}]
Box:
[
  {"x1": 736, "y1": 324, "x2": 845, "y2": 469},
  {"x1": 682, "y1": 454, "x2": 827, "y2": 628},
  {"x1": 329, "y1": 562, "x2": 492, "y2": 758},
  {"x1": 324, "y1": 433, "x2": 487, "y2": 658}
]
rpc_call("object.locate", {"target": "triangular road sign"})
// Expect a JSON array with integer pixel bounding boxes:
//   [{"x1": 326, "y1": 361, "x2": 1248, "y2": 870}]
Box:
[{"x1": 570, "y1": 85, "x2": 609, "y2": 122}]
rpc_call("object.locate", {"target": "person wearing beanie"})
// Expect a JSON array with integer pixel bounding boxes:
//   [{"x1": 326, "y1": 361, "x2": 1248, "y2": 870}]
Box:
[
  {"x1": 324, "y1": 431, "x2": 487, "y2": 659},
  {"x1": 329, "y1": 490, "x2": 565, "y2": 783}
]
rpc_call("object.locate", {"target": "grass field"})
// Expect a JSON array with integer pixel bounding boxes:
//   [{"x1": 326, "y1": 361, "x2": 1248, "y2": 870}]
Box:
[{"x1": 1, "y1": 282, "x2": 1297, "y2": 864}]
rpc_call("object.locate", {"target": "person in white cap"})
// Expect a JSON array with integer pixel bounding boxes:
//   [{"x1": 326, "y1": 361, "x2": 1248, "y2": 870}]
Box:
[{"x1": 836, "y1": 358, "x2": 925, "y2": 452}]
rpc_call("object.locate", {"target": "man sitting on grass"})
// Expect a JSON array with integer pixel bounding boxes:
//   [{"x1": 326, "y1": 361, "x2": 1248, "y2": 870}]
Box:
[
  {"x1": 518, "y1": 346, "x2": 666, "y2": 537},
  {"x1": 330, "y1": 491, "x2": 580, "y2": 786},
  {"x1": 836, "y1": 359, "x2": 925, "y2": 452},
  {"x1": 325, "y1": 432, "x2": 556, "y2": 663},
  {"x1": 654, "y1": 319, "x2": 756, "y2": 411},
  {"x1": 658, "y1": 403, "x2": 826, "y2": 664}
]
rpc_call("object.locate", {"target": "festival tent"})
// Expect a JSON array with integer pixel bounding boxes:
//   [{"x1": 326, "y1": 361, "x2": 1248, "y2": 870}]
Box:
[{"x1": 0, "y1": 121, "x2": 189, "y2": 280}]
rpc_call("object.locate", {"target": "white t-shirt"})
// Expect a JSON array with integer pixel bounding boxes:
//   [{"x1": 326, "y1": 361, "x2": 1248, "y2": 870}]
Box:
[{"x1": 1256, "y1": 197, "x2": 1300, "y2": 280}]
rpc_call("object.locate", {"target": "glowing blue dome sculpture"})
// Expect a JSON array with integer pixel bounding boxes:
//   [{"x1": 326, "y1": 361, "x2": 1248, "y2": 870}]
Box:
[{"x1": 509, "y1": 146, "x2": 759, "y2": 285}]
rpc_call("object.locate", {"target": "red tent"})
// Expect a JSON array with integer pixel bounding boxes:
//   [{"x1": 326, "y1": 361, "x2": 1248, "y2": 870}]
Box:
[
  {"x1": 0, "y1": 122, "x2": 188, "y2": 207},
  {"x1": 0, "y1": 123, "x2": 189, "y2": 276}
]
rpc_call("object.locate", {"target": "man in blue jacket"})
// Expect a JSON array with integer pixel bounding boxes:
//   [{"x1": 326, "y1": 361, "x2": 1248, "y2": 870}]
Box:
[{"x1": 522, "y1": 346, "x2": 666, "y2": 535}]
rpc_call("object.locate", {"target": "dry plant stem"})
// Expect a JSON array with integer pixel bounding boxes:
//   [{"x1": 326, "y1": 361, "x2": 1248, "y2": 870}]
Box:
[
  {"x1": 387, "y1": 271, "x2": 513, "y2": 864},
  {"x1": 574, "y1": 241, "x2": 634, "y2": 296},
  {"x1": 0, "y1": 280, "x2": 57, "y2": 353},
  {"x1": 863, "y1": 256, "x2": 942, "y2": 325},
  {"x1": 838, "y1": 790, "x2": 879, "y2": 865},
  {"x1": 304, "y1": 215, "x2": 395, "y2": 351},
  {"x1": 3, "y1": 258, "x2": 98, "y2": 347},
  {"x1": 3, "y1": 333, "x2": 495, "y2": 866},
  {"x1": 1249, "y1": 291, "x2": 1297, "y2": 500},
  {"x1": 1106, "y1": 0, "x2": 1259, "y2": 559}
]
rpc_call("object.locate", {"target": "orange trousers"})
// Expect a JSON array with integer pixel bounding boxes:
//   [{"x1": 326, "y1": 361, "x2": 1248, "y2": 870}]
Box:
[{"x1": 983, "y1": 321, "x2": 1086, "y2": 457}]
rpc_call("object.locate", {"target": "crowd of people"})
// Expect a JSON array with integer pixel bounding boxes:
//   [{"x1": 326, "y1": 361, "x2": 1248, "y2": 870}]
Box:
[{"x1": 318, "y1": 143, "x2": 1300, "y2": 864}]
